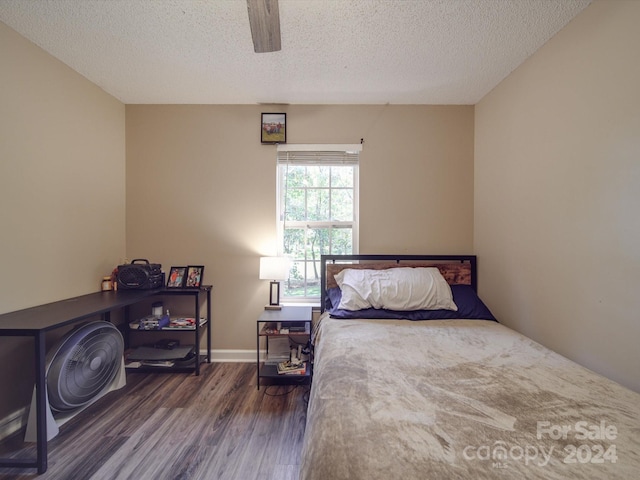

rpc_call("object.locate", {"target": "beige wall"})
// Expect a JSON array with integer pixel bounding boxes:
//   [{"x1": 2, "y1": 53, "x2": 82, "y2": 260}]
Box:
[
  {"x1": 126, "y1": 104, "x2": 474, "y2": 352},
  {"x1": 0, "y1": 21, "x2": 126, "y2": 312},
  {"x1": 475, "y1": 0, "x2": 640, "y2": 392},
  {"x1": 0, "y1": 21, "x2": 125, "y2": 422}
]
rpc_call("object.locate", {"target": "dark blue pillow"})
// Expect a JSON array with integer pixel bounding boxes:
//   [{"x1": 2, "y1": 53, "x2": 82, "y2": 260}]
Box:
[{"x1": 326, "y1": 285, "x2": 496, "y2": 321}]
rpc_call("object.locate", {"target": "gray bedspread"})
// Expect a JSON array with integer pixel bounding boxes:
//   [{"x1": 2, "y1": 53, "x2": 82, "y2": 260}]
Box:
[{"x1": 300, "y1": 316, "x2": 640, "y2": 479}]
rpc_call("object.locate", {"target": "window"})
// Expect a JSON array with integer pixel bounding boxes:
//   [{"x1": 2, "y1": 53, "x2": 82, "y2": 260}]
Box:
[{"x1": 277, "y1": 144, "x2": 361, "y2": 301}]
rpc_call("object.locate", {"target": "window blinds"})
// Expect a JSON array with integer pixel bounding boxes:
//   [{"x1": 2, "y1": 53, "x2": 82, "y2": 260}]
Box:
[{"x1": 276, "y1": 144, "x2": 361, "y2": 165}]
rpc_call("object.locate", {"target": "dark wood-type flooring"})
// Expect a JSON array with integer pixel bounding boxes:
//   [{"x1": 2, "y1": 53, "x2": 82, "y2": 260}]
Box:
[{"x1": 0, "y1": 363, "x2": 309, "y2": 480}]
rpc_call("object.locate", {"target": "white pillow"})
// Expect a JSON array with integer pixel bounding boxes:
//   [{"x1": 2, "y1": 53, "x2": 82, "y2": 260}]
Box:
[{"x1": 334, "y1": 267, "x2": 458, "y2": 312}]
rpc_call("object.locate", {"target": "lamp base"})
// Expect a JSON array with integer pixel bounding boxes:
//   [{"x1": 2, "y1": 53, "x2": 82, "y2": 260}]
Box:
[{"x1": 266, "y1": 280, "x2": 281, "y2": 310}]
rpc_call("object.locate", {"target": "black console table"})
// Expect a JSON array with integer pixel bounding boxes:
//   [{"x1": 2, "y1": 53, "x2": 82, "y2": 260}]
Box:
[{"x1": 0, "y1": 286, "x2": 211, "y2": 474}]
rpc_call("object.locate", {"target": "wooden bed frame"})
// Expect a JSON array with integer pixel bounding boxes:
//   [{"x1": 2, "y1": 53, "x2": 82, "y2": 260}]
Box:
[{"x1": 320, "y1": 254, "x2": 477, "y2": 313}]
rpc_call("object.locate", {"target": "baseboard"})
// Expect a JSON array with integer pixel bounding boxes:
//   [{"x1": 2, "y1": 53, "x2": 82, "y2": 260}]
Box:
[{"x1": 206, "y1": 349, "x2": 258, "y2": 363}]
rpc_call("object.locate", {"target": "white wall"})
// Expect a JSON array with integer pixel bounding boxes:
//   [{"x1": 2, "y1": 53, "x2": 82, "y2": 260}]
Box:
[{"x1": 475, "y1": 0, "x2": 640, "y2": 392}]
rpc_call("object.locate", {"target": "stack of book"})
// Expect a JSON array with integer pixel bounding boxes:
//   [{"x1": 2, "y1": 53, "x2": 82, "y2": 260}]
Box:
[{"x1": 277, "y1": 360, "x2": 307, "y2": 375}]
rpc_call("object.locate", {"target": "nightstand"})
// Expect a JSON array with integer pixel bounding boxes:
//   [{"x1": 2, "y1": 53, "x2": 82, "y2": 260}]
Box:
[{"x1": 256, "y1": 305, "x2": 312, "y2": 389}]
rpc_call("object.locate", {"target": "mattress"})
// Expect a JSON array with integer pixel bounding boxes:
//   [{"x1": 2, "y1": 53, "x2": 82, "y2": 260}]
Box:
[{"x1": 300, "y1": 316, "x2": 640, "y2": 479}]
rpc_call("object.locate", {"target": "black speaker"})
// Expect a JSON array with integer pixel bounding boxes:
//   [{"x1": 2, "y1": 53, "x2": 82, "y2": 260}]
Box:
[{"x1": 117, "y1": 259, "x2": 163, "y2": 289}]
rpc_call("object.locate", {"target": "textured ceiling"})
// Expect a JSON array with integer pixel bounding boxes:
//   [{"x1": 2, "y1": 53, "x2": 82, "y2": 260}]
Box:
[{"x1": 0, "y1": 0, "x2": 592, "y2": 105}]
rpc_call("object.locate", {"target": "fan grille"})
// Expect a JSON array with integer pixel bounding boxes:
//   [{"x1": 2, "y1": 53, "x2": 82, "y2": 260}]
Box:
[{"x1": 47, "y1": 322, "x2": 124, "y2": 412}]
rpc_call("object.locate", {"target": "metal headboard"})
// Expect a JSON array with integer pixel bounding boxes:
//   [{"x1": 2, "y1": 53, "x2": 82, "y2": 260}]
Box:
[{"x1": 320, "y1": 254, "x2": 477, "y2": 313}]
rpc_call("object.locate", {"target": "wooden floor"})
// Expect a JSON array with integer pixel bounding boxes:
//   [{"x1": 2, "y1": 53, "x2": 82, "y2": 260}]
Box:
[{"x1": 0, "y1": 363, "x2": 309, "y2": 480}]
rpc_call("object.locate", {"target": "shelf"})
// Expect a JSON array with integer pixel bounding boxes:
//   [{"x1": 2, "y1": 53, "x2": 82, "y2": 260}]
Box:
[
  {"x1": 259, "y1": 323, "x2": 310, "y2": 336},
  {"x1": 256, "y1": 306, "x2": 313, "y2": 389},
  {"x1": 126, "y1": 286, "x2": 212, "y2": 376},
  {"x1": 125, "y1": 354, "x2": 207, "y2": 373},
  {"x1": 259, "y1": 362, "x2": 310, "y2": 377},
  {"x1": 129, "y1": 317, "x2": 207, "y2": 331},
  {"x1": 258, "y1": 362, "x2": 312, "y2": 386}
]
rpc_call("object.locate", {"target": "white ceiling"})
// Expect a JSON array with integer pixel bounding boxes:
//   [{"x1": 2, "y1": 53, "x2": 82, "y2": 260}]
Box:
[{"x1": 0, "y1": 0, "x2": 592, "y2": 105}]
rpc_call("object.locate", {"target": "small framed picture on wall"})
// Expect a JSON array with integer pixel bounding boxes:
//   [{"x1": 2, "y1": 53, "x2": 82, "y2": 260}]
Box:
[
  {"x1": 261, "y1": 113, "x2": 286, "y2": 144},
  {"x1": 185, "y1": 266, "x2": 204, "y2": 288}
]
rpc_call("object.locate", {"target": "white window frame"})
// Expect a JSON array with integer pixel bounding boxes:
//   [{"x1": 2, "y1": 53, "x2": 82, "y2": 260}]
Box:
[{"x1": 276, "y1": 144, "x2": 361, "y2": 302}]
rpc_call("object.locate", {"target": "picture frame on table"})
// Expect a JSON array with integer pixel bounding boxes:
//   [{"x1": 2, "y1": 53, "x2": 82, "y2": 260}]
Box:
[
  {"x1": 261, "y1": 113, "x2": 286, "y2": 144},
  {"x1": 185, "y1": 266, "x2": 204, "y2": 288},
  {"x1": 166, "y1": 266, "x2": 187, "y2": 288}
]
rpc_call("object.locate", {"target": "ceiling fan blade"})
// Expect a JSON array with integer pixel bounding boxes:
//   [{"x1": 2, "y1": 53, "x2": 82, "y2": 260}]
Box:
[{"x1": 247, "y1": 0, "x2": 281, "y2": 53}]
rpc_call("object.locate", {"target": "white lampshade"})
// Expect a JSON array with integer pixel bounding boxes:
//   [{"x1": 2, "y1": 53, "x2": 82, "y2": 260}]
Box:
[{"x1": 259, "y1": 256, "x2": 291, "y2": 280}]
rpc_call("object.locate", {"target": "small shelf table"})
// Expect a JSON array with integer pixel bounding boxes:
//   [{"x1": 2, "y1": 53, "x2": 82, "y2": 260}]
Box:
[
  {"x1": 125, "y1": 286, "x2": 212, "y2": 375},
  {"x1": 256, "y1": 305, "x2": 312, "y2": 389}
]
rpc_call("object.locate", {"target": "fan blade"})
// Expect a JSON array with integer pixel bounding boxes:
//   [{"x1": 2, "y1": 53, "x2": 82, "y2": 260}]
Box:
[{"x1": 247, "y1": 0, "x2": 281, "y2": 53}]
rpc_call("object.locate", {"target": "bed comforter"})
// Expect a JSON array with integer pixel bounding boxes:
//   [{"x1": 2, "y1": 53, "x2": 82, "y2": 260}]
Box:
[{"x1": 300, "y1": 316, "x2": 640, "y2": 479}]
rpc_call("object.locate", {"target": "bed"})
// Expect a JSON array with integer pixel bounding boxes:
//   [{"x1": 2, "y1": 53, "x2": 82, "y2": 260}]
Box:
[{"x1": 299, "y1": 254, "x2": 640, "y2": 479}]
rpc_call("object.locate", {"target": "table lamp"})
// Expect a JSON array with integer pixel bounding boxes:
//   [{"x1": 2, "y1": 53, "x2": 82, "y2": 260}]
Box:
[{"x1": 259, "y1": 256, "x2": 290, "y2": 310}]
